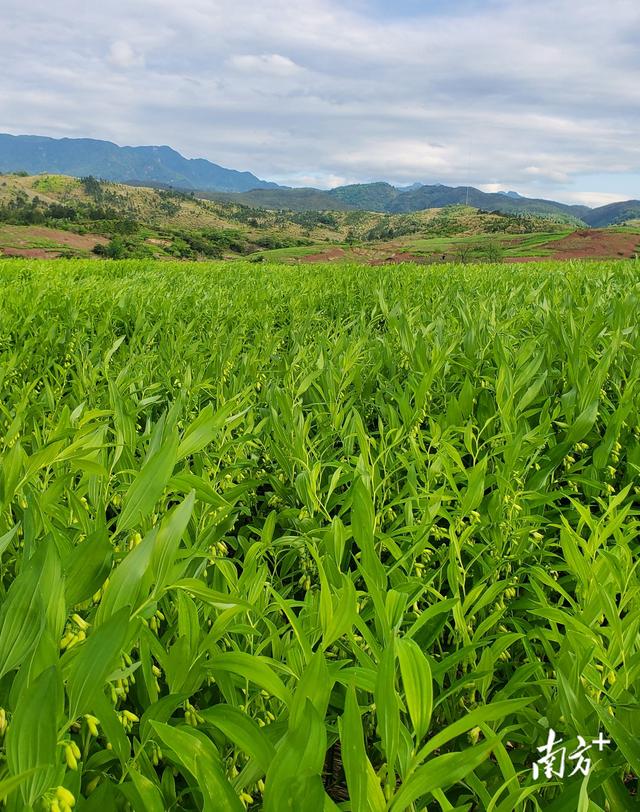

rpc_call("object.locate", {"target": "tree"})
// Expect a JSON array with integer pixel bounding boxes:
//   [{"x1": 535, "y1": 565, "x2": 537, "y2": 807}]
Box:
[{"x1": 93, "y1": 236, "x2": 126, "y2": 259}]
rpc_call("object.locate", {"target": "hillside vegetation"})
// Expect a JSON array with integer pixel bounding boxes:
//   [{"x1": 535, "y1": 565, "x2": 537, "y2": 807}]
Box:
[
  {"x1": 206, "y1": 184, "x2": 591, "y2": 223},
  {"x1": 0, "y1": 258, "x2": 638, "y2": 809},
  {"x1": 0, "y1": 173, "x2": 573, "y2": 262}
]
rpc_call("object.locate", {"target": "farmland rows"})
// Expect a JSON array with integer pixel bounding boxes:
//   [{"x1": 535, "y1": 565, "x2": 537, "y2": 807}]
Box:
[{"x1": 0, "y1": 259, "x2": 639, "y2": 810}]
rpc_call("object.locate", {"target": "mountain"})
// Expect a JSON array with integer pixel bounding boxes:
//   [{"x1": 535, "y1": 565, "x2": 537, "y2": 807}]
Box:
[
  {"x1": 201, "y1": 187, "x2": 354, "y2": 212},
  {"x1": 2, "y1": 134, "x2": 637, "y2": 226},
  {"x1": 167, "y1": 180, "x2": 639, "y2": 228},
  {"x1": 387, "y1": 185, "x2": 591, "y2": 220},
  {"x1": 329, "y1": 182, "x2": 400, "y2": 211},
  {"x1": 207, "y1": 182, "x2": 590, "y2": 223},
  {"x1": 0, "y1": 134, "x2": 281, "y2": 193},
  {"x1": 582, "y1": 200, "x2": 640, "y2": 227}
]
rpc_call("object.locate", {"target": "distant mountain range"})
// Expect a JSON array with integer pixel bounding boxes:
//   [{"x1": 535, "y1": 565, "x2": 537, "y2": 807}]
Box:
[
  {"x1": 0, "y1": 133, "x2": 280, "y2": 193},
  {"x1": 1, "y1": 133, "x2": 639, "y2": 226},
  {"x1": 206, "y1": 183, "x2": 640, "y2": 227}
]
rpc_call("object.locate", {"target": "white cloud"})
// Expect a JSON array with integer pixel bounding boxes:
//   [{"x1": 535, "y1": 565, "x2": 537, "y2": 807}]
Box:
[
  {"x1": 108, "y1": 40, "x2": 144, "y2": 69},
  {"x1": 560, "y1": 191, "x2": 630, "y2": 208},
  {"x1": 524, "y1": 166, "x2": 570, "y2": 184},
  {"x1": 0, "y1": 0, "x2": 638, "y2": 202},
  {"x1": 226, "y1": 54, "x2": 302, "y2": 75},
  {"x1": 478, "y1": 183, "x2": 507, "y2": 194},
  {"x1": 283, "y1": 172, "x2": 357, "y2": 189}
]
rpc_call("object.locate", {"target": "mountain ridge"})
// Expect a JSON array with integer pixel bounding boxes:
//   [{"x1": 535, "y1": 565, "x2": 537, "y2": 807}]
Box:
[
  {"x1": 1, "y1": 133, "x2": 639, "y2": 226},
  {"x1": 0, "y1": 133, "x2": 281, "y2": 193}
]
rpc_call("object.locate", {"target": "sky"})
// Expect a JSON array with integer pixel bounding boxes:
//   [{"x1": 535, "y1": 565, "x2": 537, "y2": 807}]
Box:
[{"x1": 1, "y1": 0, "x2": 639, "y2": 207}]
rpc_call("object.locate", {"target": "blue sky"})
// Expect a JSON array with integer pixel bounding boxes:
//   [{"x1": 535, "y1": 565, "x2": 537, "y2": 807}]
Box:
[
  {"x1": 1, "y1": 0, "x2": 639, "y2": 206},
  {"x1": 349, "y1": 0, "x2": 500, "y2": 19}
]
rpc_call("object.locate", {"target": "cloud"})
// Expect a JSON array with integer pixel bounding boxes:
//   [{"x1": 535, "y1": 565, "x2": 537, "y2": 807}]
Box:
[
  {"x1": 560, "y1": 191, "x2": 628, "y2": 207},
  {"x1": 226, "y1": 54, "x2": 302, "y2": 76},
  {"x1": 0, "y1": 0, "x2": 638, "y2": 202},
  {"x1": 285, "y1": 172, "x2": 358, "y2": 189},
  {"x1": 107, "y1": 40, "x2": 145, "y2": 69},
  {"x1": 524, "y1": 166, "x2": 570, "y2": 184}
]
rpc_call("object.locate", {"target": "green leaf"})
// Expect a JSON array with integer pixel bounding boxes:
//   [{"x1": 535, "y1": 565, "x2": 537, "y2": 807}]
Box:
[
  {"x1": 120, "y1": 771, "x2": 166, "y2": 812},
  {"x1": 414, "y1": 698, "x2": 532, "y2": 763},
  {"x1": 93, "y1": 691, "x2": 131, "y2": 766},
  {"x1": 590, "y1": 700, "x2": 640, "y2": 778},
  {"x1": 375, "y1": 639, "x2": 399, "y2": 775},
  {"x1": 290, "y1": 651, "x2": 335, "y2": 730},
  {"x1": 151, "y1": 490, "x2": 195, "y2": 592},
  {"x1": 207, "y1": 652, "x2": 292, "y2": 705},
  {"x1": 263, "y1": 699, "x2": 327, "y2": 812},
  {"x1": 95, "y1": 530, "x2": 156, "y2": 624},
  {"x1": 397, "y1": 637, "x2": 433, "y2": 743},
  {"x1": 566, "y1": 399, "x2": 599, "y2": 446},
  {"x1": 339, "y1": 684, "x2": 386, "y2": 812},
  {"x1": 64, "y1": 527, "x2": 113, "y2": 607},
  {"x1": 461, "y1": 457, "x2": 487, "y2": 514},
  {"x1": 391, "y1": 740, "x2": 496, "y2": 811},
  {"x1": 66, "y1": 606, "x2": 131, "y2": 720},
  {"x1": 322, "y1": 575, "x2": 357, "y2": 650},
  {"x1": 0, "y1": 769, "x2": 40, "y2": 805},
  {"x1": 0, "y1": 524, "x2": 19, "y2": 558},
  {"x1": 177, "y1": 401, "x2": 241, "y2": 460},
  {"x1": 117, "y1": 431, "x2": 179, "y2": 532},
  {"x1": 351, "y1": 474, "x2": 385, "y2": 590},
  {"x1": 0, "y1": 545, "x2": 48, "y2": 679},
  {"x1": 200, "y1": 705, "x2": 276, "y2": 773},
  {"x1": 140, "y1": 692, "x2": 190, "y2": 742},
  {"x1": 170, "y1": 578, "x2": 250, "y2": 610},
  {"x1": 151, "y1": 721, "x2": 243, "y2": 812},
  {"x1": 6, "y1": 666, "x2": 62, "y2": 806}
]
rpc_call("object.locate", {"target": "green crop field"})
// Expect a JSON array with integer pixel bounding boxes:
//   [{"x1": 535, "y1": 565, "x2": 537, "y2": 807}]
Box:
[{"x1": 0, "y1": 258, "x2": 639, "y2": 811}]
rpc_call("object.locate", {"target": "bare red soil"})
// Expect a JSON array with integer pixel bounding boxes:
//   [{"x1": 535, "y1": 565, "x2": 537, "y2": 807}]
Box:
[
  {"x1": 2, "y1": 248, "x2": 62, "y2": 258},
  {"x1": 550, "y1": 229, "x2": 639, "y2": 259},
  {"x1": 300, "y1": 248, "x2": 347, "y2": 262},
  {"x1": 0, "y1": 227, "x2": 108, "y2": 256},
  {"x1": 370, "y1": 252, "x2": 428, "y2": 266},
  {"x1": 507, "y1": 230, "x2": 639, "y2": 262},
  {"x1": 146, "y1": 237, "x2": 172, "y2": 247},
  {"x1": 22, "y1": 228, "x2": 109, "y2": 250}
]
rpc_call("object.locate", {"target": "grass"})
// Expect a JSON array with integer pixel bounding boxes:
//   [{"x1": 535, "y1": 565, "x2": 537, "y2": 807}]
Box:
[
  {"x1": 249, "y1": 243, "x2": 345, "y2": 260},
  {"x1": 0, "y1": 228, "x2": 67, "y2": 250},
  {"x1": 31, "y1": 175, "x2": 81, "y2": 195},
  {"x1": 404, "y1": 232, "x2": 573, "y2": 260},
  {"x1": 0, "y1": 258, "x2": 639, "y2": 810}
]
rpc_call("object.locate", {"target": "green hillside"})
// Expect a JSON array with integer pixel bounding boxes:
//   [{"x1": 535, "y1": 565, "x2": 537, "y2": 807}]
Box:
[
  {"x1": 0, "y1": 173, "x2": 577, "y2": 262},
  {"x1": 582, "y1": 200, "x2": 640, "y2": 227},
  {"x1": 205, "y1": 183, "x2": 591, "y2": 224},
  {"x1": 203, "y1": 187, "x2": 353, "y2": 212}
]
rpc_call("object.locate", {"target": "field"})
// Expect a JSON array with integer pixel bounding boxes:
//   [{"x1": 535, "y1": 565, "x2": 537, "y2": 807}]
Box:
[
  {"x1": 0, "y1": 258, "x2": 639, "y2": 810},
  {"x1": 250, "y1": 228, "x2": 640, "y2": 265},
  {"x1": 0, "y1": 225, "x2": 109, "y2": 259}
]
